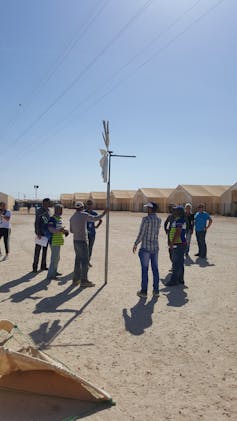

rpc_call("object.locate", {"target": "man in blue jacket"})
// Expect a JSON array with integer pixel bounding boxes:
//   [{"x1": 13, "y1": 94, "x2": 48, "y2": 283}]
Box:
[{"x1": 194, "y1": 204, "x2": 213, "y2": 259}]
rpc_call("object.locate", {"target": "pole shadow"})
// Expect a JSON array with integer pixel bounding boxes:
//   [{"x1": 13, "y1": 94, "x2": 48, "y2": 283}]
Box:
[
  {"x1": 0, "y1": 271, "x2": 38, "y2": 293},
  {"x1": 33, "y1": 283, "x2": 107, "y2": 350},
  {"x1": 122, "y1": 296, "x2": 158, "y2": 335},
  {"x1": 33, "y1": 284, "x2": 83, "y2": 314}
]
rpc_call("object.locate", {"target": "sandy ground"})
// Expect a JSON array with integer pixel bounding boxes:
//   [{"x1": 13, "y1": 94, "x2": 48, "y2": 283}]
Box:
[{"x1": 0, "y1": 210, "x2": 236, "y2": 421}]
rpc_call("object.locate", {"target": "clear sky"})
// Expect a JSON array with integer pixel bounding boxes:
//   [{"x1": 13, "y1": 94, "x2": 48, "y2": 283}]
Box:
[{"x1": 1, "y1": 0, "x2": 236, "y2": 200}]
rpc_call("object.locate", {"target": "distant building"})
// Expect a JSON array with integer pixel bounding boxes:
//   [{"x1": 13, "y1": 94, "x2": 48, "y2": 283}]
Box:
[
  {"x1": 133, "y1": 188, "x2": 174, "y2": 212},
  {"x1": 220, "y1": 182, "x2": 237, "y2": 216},
  {"x1": 110, "y1": 190, "x2": 136, "y2": 211},
  {"x1": 73, "y1": 192, "x2": 90, "y2": 207},
  {"x1": 0, "y1": 192, "x2": 15, "y2": 210},
  {"x1": 168, "y1": 185, "x2": 230, "y2": 214},
  {"x1": 60, "y1": 193, "x2": 74, "y2": 208},
  {"x1": 89, "y1": 192, "x2": 107, "y2": 210}
]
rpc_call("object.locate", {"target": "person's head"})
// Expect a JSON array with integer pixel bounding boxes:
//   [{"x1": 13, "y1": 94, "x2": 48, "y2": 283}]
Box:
[
  {"x1": 168, "y1": 203, "x2": 175, "y2": 214},
  {"x1": 197, "y1": 203, "x2": 204, "y2": 213},
  {"x1": 75, "y1": 201, "x2": 84, "y2": 212},
  {"x1": 54, "y1": 203, "x2": 63, "y2": 216},
  {"x1": 85, "y1": 199, "x2": 93, "y2": 210},
  {"x1": 185, "y1": 203, "x2": 192, "y2": 214},
  {"x1": 144, "y1": 202, "x2": 158, "y2": 214},
  {"x1": 0, "y1": 202, "x2": 6, "y2": 211},
  {"x1": 42, "y1": 198, "x2": 51, "y2": 209},
  {"x1": 174, "y1": 205, "x2": 185, "y2": 218}
]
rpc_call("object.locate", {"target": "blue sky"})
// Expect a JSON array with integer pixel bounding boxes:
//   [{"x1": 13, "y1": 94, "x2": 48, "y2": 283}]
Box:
[{"x1": 1, "y1": 0, "x2": 236, "y2": 199}]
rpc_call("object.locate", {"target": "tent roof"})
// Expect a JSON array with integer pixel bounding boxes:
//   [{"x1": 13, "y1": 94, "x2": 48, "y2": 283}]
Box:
[
  {"x1": 90, "y1": 192, "x2": 107, "y2": 199},
  {"x1": 180, "y1": 185, "x2": 230, "y2": 197},
  {"x1": 60, "y1": 194, "x2": 74, "y2": 200},
  {"x1": 139, "y1": 188, "x2": 174, "y2": 198},
  {"x1": 74, "y1": 192, "x2": 90, "y2": 200},
  {"x1": 111, "y1": 190, "x2": 136, "y2": 199}
]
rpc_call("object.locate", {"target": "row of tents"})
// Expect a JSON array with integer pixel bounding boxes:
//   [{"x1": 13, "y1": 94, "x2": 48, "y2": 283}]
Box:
[
  {"x1": 60, "y1": 183, "x2": 237, "y2": 215},
  {"x1": 1, "y1": 183, "x2": 237, "y2": 215}
]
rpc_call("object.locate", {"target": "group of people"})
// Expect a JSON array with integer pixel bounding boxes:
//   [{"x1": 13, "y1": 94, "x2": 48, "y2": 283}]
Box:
[
  {"x1": 33, "y1": 198, "x2": 107, "y2": 288},
  {"x1": 133, "y1": 202, "x2": 212, "y2": 298},
  {"x1": 0, "y1": 198, "x2": 213, "y2": 298}
]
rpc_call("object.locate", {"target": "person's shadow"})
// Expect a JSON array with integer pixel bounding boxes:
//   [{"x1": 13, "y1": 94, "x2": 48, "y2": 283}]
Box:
[
  {"x1": 122, "y1": 296, "x2": 158, "y2": 335},
  {"x1": 0, "y1": 271, "x2": 38, "y2": 293},
  {"x1": 30, "y1": 319, "x2": 62, "y2": 348},
  {"x1": 10, "y1": 277, "x2": 51, "y2": 303},
  {"x1": 33, "y1": 284, "x2": 83, "y2": 314},
  {"x1": 161, "y1": 274, "x2": 188, "y2": 307}
]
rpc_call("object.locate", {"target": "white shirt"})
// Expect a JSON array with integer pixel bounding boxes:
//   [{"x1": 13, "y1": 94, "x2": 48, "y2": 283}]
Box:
[{"x1": 0, "y1": 210, "x2": 11, "y2": 229}]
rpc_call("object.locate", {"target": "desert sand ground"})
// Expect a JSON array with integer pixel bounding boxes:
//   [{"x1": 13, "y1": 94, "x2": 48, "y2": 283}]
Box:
[{"x1": 0, "y1": 210, "x2": 236, "y2": 421}]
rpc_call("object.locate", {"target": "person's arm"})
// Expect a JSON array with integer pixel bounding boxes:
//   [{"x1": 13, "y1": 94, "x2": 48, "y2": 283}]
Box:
[
  {"x1": 35, "y1": 210, "x2": 41, "y2": 237},
  {"x1": 205, "y1": 216, "x2": 213, "y2": 231},
  {"x1": 164, "y1": 215, "x2": 170, "y2": 235},
  {"x1": 87, "y1": 209, "x2": 107, "y2": 222},
  {"x1": 95, "y1": 219, "x2": 102, "y2": 229},
  {"x1": 133, "y1": 218, "x2": 146, "y2": 253}
]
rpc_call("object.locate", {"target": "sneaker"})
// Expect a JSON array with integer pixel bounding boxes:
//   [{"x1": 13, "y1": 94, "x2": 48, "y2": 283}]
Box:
[
  {"x1": 153, "y1": 290, "x2": 160, "y2": 297},
  {"x1": 81, "y1": 280, "x2": 95, "y2": 288},
  {"x1": 56, "y1": 272, "x2": 62, "y2": 276},
  {"x1": 194, "y1": 253, "x2": 199, "y2": 256},
  {"x1": 41, "y1": 267, "x2": 48, "y2": 271},
  {"x1": 88, "y1": 262, "x2": 93, "y2": 268},
  {"x1": 72, "y1": 280, "x2": 80, "y2": 286},
  {"x1": 137, "y1": 290, "x2": 147, "y2": 298},
  {"x1": 2, "y1": 255, "x2": 8, "y2": 261}
]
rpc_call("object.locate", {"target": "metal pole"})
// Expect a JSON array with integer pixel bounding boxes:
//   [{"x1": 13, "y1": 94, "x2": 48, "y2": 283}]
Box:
[{"x1": 104, "y1": 152, "x2": 111, "y2": 284}]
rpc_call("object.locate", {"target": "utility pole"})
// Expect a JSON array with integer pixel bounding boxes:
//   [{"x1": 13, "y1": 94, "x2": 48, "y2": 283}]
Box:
[{"x1": 100, "y1": 121, "x2": 136, "y2": 284}]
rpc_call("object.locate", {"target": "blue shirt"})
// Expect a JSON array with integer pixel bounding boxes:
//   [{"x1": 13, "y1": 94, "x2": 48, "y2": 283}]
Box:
[
  {"x1": 195, "y1": 211, "x2": 211, "y2": 232},
  {"x1": 87, "y1": 210, "x2": 98, "y2": 237}
]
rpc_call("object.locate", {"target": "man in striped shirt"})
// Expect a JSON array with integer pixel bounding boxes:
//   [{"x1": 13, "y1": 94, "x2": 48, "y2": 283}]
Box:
[
  {"x1": 47, "y1": 204, "x2": 69, "y2": 280},
  {"x1": 133, "y1": 202, "x2": 161, "y2": 298}
]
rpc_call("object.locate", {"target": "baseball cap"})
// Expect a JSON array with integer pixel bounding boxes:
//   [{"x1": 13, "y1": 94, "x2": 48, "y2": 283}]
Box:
[
  {"x1": 144, "y1": 202, "x2": 158, "y2": 211},
  {"x1": 75, "y1": 201, "x2": 84, "y2": 209},
  {"x1": 173, "y1": 205, "x2": 184, "y2": 210}
]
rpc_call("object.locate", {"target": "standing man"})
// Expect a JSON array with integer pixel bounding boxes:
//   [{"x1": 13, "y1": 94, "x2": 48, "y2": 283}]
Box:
[
  {"x1": 133, "y1": 202, "x2": 161, "y2": 298},
  {"x1": 0, "y1": 202, "x2": 11, "y2": 260},
  {"x1": 47, "y1": 204, "x2": 69, "y2": 280},
  {"x1": 184, "y1": 203, "x2": 194, "y2": 257},
  {"x1": 164, "y1": 204, "x2": 175, "y2": 263},
  {"x1": 85, "y1": 199, "x2": 102, "y2": 267},
  {"x1": 70, "y1": 202, "x2": 107, "y2": 287},
  {"x1": 166, "y1": 206, "x2": 187, "y2": 286},
  {"x1": 32, "y1": 198, "x2": 51, "y2": 272},
  {"x1": 194, "y1": 204, "x2": 213, "y2": 259}
]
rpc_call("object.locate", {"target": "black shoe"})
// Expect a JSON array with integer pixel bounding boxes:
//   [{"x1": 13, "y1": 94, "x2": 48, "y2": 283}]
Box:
[
  {"x1": 137, "y1": 290, "x2": 147, "y2": 298},
  {"x1": 194, "y1": 253, "x2": 199, "y2": 256},
  {"x1": 56, "y1": 272, "x2": 62, "y2": 276},
  {"x1": 41, "y1": 267, "x2": 48, "y2": 271},
  {"x1": 32, "y1": 269, "x2": 38, "y2": 273}
]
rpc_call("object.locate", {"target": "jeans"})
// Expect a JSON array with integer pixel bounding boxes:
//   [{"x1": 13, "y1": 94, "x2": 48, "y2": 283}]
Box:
[
  {"x1": 138, "y1": 248, "x2": 159, "y2": 293},
  {"x1": 0, "y1": 228, "x2": 10, "y2": 254},
  {"x1": 88, "y1": 235, "x2": 95, "y2": 260},
  {"x1": 196, "y1": 230, "x2": 207, "y2": 258},
  {"x1": 73, "y1": 240, "x2": 89, "y2": 282},
  {"x1": 47, "y1": 245, "x2": 60, "y2": 279},
  {"x1": 33, "y1": 244, "x2": 48, "y2": 270},
  {"x1": 186, "y1": 231, "x2": 192, "y2": 254},
  {"x1": 170, "y1": 244, "x2": 185, "y2": 284}
]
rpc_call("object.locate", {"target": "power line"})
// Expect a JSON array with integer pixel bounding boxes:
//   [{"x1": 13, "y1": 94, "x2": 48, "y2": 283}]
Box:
[
  {"x1": 3, "y1": 0, "x2": 154, "y2": 155},
  {"x1": 4, "y1": 0, "x2": 226, "y2": 166},
  {"x1": 1, "y1": 0, "x2": 111, "y2": 137}
]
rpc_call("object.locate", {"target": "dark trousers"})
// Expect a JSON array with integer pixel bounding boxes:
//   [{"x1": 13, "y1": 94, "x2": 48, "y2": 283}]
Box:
[
  {"x1": 73, "y1": 240, "x2": 89, "y2": 282},
  {"x1": 88, "y1": 235, "x2": 95, "y2": 260},
  {"x1": 196, "y1": 230, "x2": 207, "y2": 258},
  {"x1": 33, "y1": 244, "x2": 48, "y2": 270},
  {"x1": 170, "y1": 244, "x2": 185, "y2": 284},
  {"x1": 0, "y1": 228, "x2": 10, "y2": 254}
]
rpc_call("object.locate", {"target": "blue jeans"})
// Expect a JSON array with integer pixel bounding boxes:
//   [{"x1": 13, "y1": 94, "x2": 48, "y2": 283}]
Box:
[
  {"x1": 196, "y1": 230, "x2": 207, "y2": 258},
  {"x1": 73, "y1": 240, "x2": 89, "y2": 282},
  {"x1": 170, "y1": 244, "x2": 185, "y2": 284},
  {"x1": 47, "y1": 245, "x2": 60, "y2": 278},
  {"x1": 138, "y1": 248, "x2": 159, "y2": 293}
]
